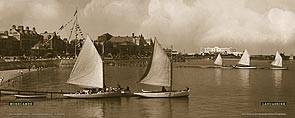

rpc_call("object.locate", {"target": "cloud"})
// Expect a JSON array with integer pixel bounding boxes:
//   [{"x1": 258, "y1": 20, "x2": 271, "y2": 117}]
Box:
[
  {"x1": 82, "y1": 0, "x2": 149, "y2": 36},
  {"x1": 0, "y1": 0, "x2": 61, "y2": 32},
  {"x1": 137, "y1": 0, "x2": 295, "y2": 53},
  {"x1": 0, "y1": 0, "x2": 294, "y2": 54}
]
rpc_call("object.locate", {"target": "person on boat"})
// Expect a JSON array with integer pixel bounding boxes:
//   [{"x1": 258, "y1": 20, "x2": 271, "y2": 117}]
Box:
[
  {"x1": 89, "y1": 89, "x2": 92, "y2": 94},
  {"x1": 98, "y1": 88, "x2": 103, "y2": 92},
  {"x1": 186, "y1": 87, "x2": 190, "y2": 91},
  {"x1": 126, "y1": 86, "x2": 130, "y2": 91},
  {"x1": 162, "y1": 86, "x2": 167, "y2": 92},
  {"x1": 117, "y1": 84, "x2": 121, "y2": 90}
]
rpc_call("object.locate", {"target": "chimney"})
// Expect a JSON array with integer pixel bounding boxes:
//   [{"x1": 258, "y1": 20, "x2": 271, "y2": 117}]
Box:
[
  {"x1": 4, "y1": 31, "x2": 8, "y2": 35},
  {"x1": 132, "y1": 33, "x2": 135, "y2": 37},
  {"x1": 11, "y1": 25, "x2": 16, "y2": 29},
  {"x1": 32, "y1": 27, "x2": 37, "y2": 34},
  {"x1": 17, "y1": 26, "x2": 24, "y2": 31}
]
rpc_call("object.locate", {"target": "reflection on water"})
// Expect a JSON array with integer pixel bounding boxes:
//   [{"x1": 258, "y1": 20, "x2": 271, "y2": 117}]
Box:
[
  {"x1": 69, "y1": 99, "x2": 105, "y2": 118},
  {"x1": 214, "y1": 69, "x2": 221, "y2": 86},
  {"x1": 239, "y1": 69, "x2": 250, "y2": 89},
  {"x1": 1, "y1": 60, "x2": 295, "y2": 117},
  {"x1": 272, "y1": 70, "x2": 282, "y2": 88},
  {"x1": 139, "y1": 98, "x2": 189, "y2": 118}
]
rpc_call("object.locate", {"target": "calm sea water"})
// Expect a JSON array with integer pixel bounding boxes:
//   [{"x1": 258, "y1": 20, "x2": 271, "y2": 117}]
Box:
[{"x1": 0, "y1": 59, "x2": 294, "y2": 118}]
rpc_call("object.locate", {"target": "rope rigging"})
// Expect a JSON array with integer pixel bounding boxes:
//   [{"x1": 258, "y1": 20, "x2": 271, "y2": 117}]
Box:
[{"x1": 56, "y1": 9, "x2": 85, "y2": 43}]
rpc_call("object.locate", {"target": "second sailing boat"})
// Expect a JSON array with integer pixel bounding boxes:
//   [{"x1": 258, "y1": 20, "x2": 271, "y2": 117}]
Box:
[
  {"x1": 270, "y1": 51, "x2": 288, "y2": 70},
  {"x1": 234, "y1": 49, "x2": 256, "y2": 69},
  {"x1": 134, "y1": 39, "x2": 190, "y2": 98}
]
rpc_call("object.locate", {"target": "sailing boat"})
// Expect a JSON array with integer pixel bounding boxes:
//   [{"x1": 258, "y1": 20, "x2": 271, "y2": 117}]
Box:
[
  {"x1": 270, "y1": 51, "x2": 288, "y2": 70},
  {"x1": 134, "y1": 39, "x2": 190, "y2": 98},
  {"x1": 234, "y1": 49, "x2": 256, "y2": 69},
  {"x1": 289, "y1": 54, "x2": 294, "y2": 60},
  {"x1": 214, "y1": 53, "x2": 223, "y2": 67},
  {"x1": 63, "y1": 36, "x2": 131, "y2": 98}
]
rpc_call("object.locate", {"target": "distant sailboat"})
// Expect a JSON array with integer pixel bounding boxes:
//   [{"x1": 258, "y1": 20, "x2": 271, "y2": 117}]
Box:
[
  {"x1": 207, "y1": 53, "x2": 232, "y2": 68},
  {"x1": 289, "y1": 54, "x2": 294, "y2": 60},
  {"x1": 63, "y1": 36, "x2": 131, "y2": 98},
  {"x1": 270, "y1": 51, "x2": 288, "y2": 70},
  {"x1": 213, "y1": 53, "x2": 223, "y2": 67},
  {"x1": 134, "y1": 39, "x2": 190, "y2": 98},
  {"x1": 234, "y1": 49, "x2": 256, "y2": 69}
]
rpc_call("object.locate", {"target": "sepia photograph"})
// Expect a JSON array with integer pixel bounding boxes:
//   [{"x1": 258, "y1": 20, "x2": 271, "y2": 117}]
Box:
[{"x1": 0, "y1": 0, "x2": 294, "y2": 117}]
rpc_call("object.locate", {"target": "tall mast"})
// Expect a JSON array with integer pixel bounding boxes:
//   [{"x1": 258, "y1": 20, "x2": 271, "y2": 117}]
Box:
[
  {"x1": 102, "y1": 42, "x2": 106, "y2": 88},
  {"x1": 74, "y1": 9, "x2": 78, "y2": 58},
  {"x1": 170, "y1": 45, "x2": 173, "y2": 91}
]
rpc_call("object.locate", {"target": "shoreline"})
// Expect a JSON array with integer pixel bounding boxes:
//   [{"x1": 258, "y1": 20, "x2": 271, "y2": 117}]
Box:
[
  {"x1": 0, "y1": 59, "x2": 60, "y2": 71},
  {"x1": 0, "y1": 68, "x2": 38, "y2": 86}
]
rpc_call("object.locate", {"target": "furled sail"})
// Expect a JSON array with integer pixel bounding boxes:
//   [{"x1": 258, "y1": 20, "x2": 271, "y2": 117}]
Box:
[
  {"x1": 271, "y1": 51, "x2": 283, "y2": 67},
  {"x1": 214, "y1": 53, "x2": 222, "y2": 66},
  {"x1": 139, "y1": 39, "x2": 171, "y2": 87},
  {"x1": 238, "y1": 49, "x2": 250, "y2": 66},
  {"x1": 66, "y1": 36, "x2": 104, "y2": 88}
]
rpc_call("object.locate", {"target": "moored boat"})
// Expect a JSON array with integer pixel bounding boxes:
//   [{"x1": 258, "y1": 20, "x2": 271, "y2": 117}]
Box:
[
  {"x1": 63, "y1": 90, "x2": 132, "y2": 98},
  {"x1": 63, "y1": 36, "x2": 132, "y2": 98},
  {"x1": 213, "y1": 53, "x2": 223, "y2": 68},
  {"x1": 234, "y1": 49, "x2": 256, "y2": 69},
  {"x1": 135, "y1": 90, "x2": 189, "y2": 98},
  {"x1": 61, "y1": 10, "x2": 131, "y2": 98},
  {"x1": 289, "y1": 54, "x2": 294, "y2": 60},
  {"x1": 270, "y1": 51, "x2": 288, "y2": 70},
  {"x1": 134, "y1": 39, "x2": 190, "y2": 98},
  {"x1": 15, "y1": 94, "x2": 47, "y2": 98}
]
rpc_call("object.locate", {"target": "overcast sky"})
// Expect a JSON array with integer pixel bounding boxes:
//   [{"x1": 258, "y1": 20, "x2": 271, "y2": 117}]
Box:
[{"x1": 0, "y1": 0, "x2": 295, "y2": 54}]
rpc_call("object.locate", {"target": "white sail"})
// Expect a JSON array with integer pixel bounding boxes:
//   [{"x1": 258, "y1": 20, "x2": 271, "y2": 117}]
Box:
[
  {"x1": 238, "y1": 49, "x2": 250, "y2": 66},
  {"x1": 66, "y1": 36, "x2": 104, "y2": 88},
  {"x1": 214, "y1": 53, "x2": 222, "y2": 66},
  {"x1": 271, "y1": 51, "x2": 283, "y2": 67},
  {"x1": 140, "y1": 39, "x2": 171, "y2": 87}
]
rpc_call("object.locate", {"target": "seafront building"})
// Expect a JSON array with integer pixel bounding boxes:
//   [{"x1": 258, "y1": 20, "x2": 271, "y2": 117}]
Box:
[
  {"x1": 1, "y1": 26, "x2": 156, "y2": 59},
  {"x1": 31, "y1": 32, "x2": 68, "y2": 57},
  {"x1": 0, "y1": 25, "x2": 70, "y2": 58},
  {"x1": 94, "y1": 33, "x2": 153, "y2": 59},
  {"x1": 0, "y1": 25, "x2": 41, "y2": 56},
  {"x1": 201, "y1": 46, "x2": 242, "y2": 56}
]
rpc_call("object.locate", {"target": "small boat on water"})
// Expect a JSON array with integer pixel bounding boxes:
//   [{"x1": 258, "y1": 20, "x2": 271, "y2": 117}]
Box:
[
  {"x1": 234, "y1": 49, "x2": 256, "y2": 69},
  {"x1": 289, "y1": 54, "x2": 294, "y2": 60},
  {"x1": 213, "y1": 53, "x2": 223, "y2": 67},
  {"x1": 209, "y1": 53, "x2": 232, "y2": 69},
  {"x1": 14, "y1": 94, "x2": 47, "y2": 98},
  {"x1": 63, "y1": 36, "x2": 132, "y2": 98},
  {"x1": 270, "y1": 51, "x2": 288, "y2": 70},
  {"x1": 134, "y1": 39, "x2": 190, "y2": 98},
  {"x1": 0, "y1": 91, "x2": 18, "y2": 95}
]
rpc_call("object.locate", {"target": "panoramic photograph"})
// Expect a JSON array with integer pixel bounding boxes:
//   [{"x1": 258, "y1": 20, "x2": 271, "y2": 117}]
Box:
[{"x1": 0, "y1": 0, "x2": 294, "y2": 117}]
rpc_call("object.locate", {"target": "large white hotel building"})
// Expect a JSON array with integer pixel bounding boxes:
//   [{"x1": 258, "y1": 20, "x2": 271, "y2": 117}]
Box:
[{"x1": 201, "y1": 47, "x2": 242, "y2": 56}]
